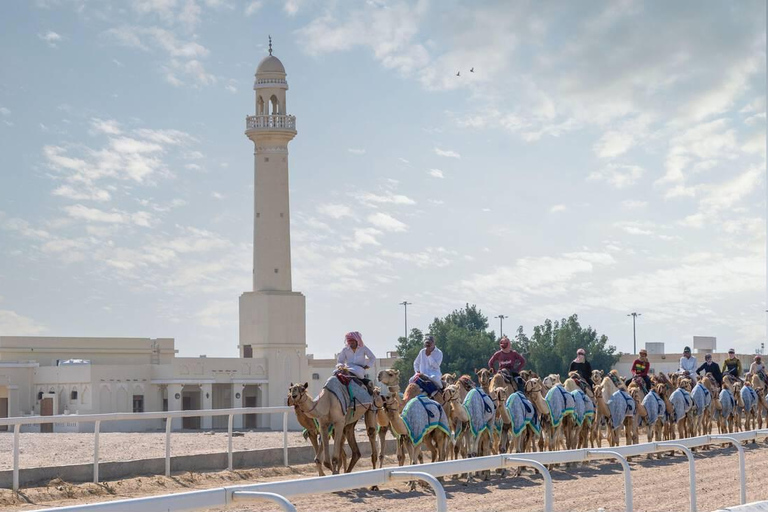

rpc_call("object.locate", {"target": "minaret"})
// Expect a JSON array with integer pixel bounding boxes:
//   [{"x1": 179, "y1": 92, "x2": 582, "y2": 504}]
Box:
[{"x1": 239, "y1": 39, "x2": 307, "y2": 429}]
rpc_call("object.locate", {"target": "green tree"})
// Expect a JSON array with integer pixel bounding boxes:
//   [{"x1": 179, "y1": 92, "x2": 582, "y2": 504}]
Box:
[
  {"x1": 515, "y1": 314, "x2": 620, "y2": 377},
  {"x1": 392, "y1": 304, "x2": 498, "y2": 387}
]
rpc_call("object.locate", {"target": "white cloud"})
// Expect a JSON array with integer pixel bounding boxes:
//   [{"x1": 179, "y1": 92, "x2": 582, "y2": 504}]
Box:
[
  {"x1": 63, "y1": 204, "x2": 153, "y2": 226},
  {"x1": 593, "y1": 130, "x2": 635, "y2": 159},
  {"x1": 434, "y1": 147, "x2": 461, "y2": 159},
  {"x1": 357, "y1": 192, "x2": 416, "y2": 206},
  {"x1": 90, "y1": 118, "x2": 122, "y2": 135},
  {"x1": 367, "y1": 212, "x2": 407, "y2": 232},
  {"x1": 38, "y1": 31, "x2": 62, "y2": 47},
  {"x1": 244, "y1": 1, "x2": 262, "y2": 16},
  {"x1": 350, "y1": 228, "x2": 382, "y2": 248},
  {"x1": 621, "y1": 200, "x2": 648, "y2": 210},
  {"x1": 427, "y1": 168, "x2": 444, "y2": 178},
  {"x1": 0, "y1": 107, "x2": 10, "y2": 116},
  {"x1": 317, "y1": 203, "x2": 354, "y2": 219},
  {"x1": 0, "y1": 310, "x2": 46, "y2": 335},
  {"x1": 196, "y1": 300, "x2": 233, "y2": 328},
  {"x1": 347, "y1": 148, "x2": 366, "y2": 155},
  {"x1": 588, "y1": 164, "x2": 644, "y2": 189},
  {"x1": 550, "y1": 204, "x2": 566, "y2": 213},
  {"x1": 52, "y1": 185, "x2": 111, "y2": 202}
]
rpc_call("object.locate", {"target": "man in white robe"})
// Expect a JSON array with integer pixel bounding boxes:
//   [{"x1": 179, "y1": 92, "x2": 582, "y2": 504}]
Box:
[
  {"x1": 412, "y1": 335, "x2": 443, "y2": 395},
  {"x1": 336, "y1": 331, "x2": 376, "y2": 390}
]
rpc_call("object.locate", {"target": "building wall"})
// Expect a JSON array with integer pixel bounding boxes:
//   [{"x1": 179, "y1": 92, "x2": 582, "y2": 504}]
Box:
[{"x1": 0, "y1": 337, "x2": 175, "y2": 366}]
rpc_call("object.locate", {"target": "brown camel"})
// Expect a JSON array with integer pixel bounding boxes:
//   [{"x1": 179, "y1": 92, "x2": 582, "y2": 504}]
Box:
[
  {"x1": 523, "y1": 378, "x2": 552, "y2": 452},
  {"x1": 443, "y1": 383, "x2": 470, "y2": 460},
  {"x1": 750, "y1": 372, "x2": 768, "y2": 429},
  {"x1": 288, "y1": 387, "x2": 329, "y2": 476},
  {"x1": 288, "y1": 382, "x2": 368, "y2": 474}
]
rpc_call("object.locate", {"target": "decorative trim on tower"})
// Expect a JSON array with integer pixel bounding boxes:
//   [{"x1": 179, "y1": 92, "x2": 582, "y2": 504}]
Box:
[{"x1": 255, "y1": 146, "x2": 289, "y2": 154}]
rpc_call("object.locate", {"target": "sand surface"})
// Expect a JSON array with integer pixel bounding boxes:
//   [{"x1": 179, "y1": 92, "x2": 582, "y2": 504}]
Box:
[{"x1": 1, "y1": 438, "x2": 766, "y2": 512}]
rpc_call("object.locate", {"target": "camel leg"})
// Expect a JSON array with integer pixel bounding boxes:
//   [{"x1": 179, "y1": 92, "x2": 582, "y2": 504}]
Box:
[
  {"x1": 343, "y1": 424, "x2": 361, "y2": 473},
  {"x1": 366, "y1": 420, "x2": 378, "y2": 469},
  {"x1": 308, "y1": 431, "x2": 325, "y2": 476},
  {"x1": 321, "y1": 423, "x2": 335, "y2": 473},
  {"x1": 377, "y1": 425, "x2": 388, "y2": 468}
]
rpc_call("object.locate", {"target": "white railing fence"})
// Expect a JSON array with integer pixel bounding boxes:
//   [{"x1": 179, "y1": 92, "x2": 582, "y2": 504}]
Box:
[
  {"x1": 22, "y1": 428, "x2": 768, "y2": 512},
  {"x1": 0, "y1": 406, "x2": 292, "y2": 492}
]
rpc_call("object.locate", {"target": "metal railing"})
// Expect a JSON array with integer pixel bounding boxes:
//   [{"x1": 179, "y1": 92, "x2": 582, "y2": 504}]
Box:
[
  {"x1": 0, "y1": 406, "x2": 292, "y2": 492},
  {"x1": 245, "y1": 114, "x2": 296, "y2": 130},
  {"x1": 23, "y1": 428, "x2": 768, "y2": 512}
]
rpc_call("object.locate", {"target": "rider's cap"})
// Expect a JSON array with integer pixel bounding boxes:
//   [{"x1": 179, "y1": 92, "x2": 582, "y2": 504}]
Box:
[
  {"x1": 425, "y1": 335, "x2": 435, "y2": 343},
  {"x1": 755, "y1": 355, "x2": 762, "y2": 360},
  {"x1": 728, "y1": 348, "x2": 735, "y2": 353},
  {"x1": 683, "y1": 346, "x2": 691, "y2": 353},
  {"x1": 705, "y1": 353, "x2": 712, "y2": 359}
]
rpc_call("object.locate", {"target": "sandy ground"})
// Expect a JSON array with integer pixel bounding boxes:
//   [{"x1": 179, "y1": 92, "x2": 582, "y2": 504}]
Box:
[
  {"x1": 0, "y1": 429, "x2": 375, "y2": 471},
  {"x1": 1, "y1": 439, "x2": 767, "y2": 512}
]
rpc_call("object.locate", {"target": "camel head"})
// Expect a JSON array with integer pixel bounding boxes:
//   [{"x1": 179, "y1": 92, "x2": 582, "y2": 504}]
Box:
[
  {"x1": 475, "y1": 368, "x2": 492, "y2": 386},
  {"x1": 543, "y1": 374, "x2": 561, "y2": 389},
  {"x1": 370, "y1": 387, "x2": 384, "y2": 409},
  {"x1": 442, "y1": 372, "x2": 457, "y2": 386},
  {"x1": 378, "y1": 368, "x2": 400, "y2": 386},
  {"x1": 654, "y1": 383, "x2": 668, "y2": 398},
  {"x1": 458, "y1": 374, "x2": 475, "y2": 391},
  {"x1": 490, "y1": 387, "x2": 508, "y2": 408},
  {"x1": 288, "y1": 382, "x2": 309, "y2": 405},
  {"x1": 722, "y1": 374, "x2": 736, "y2": 391},
  {"x1": 525, "y1": 378, "x2": 542, "y2": 395},
  {"x1": 383, "y1": 392, "x2": 400, "y2": 412},
  {"x1": 442, "y1": 384, "x2": 460, "y2": 403},
  {"x1": 591, "y1": 369, "x2": 604, "y2": 385},
  {"x1": 678, "y1": 378, "x2": 693, "y2": 392}
]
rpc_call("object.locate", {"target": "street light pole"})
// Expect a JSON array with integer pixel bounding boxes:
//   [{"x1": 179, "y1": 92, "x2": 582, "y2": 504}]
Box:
[
  {"x1": 399, "y1": 301, "x2": 412, "y2": 340},
  {"x1": 495, "y1": 315, "x2": 508, "y2": 337},
  {"x1": 627, "y1": 312, "x2": 642, "y2": 354}
]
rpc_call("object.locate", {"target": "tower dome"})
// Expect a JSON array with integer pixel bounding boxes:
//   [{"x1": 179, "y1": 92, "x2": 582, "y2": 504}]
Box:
[{"x1": 256, "y1": 55, "x2": 286, "y2": 75}]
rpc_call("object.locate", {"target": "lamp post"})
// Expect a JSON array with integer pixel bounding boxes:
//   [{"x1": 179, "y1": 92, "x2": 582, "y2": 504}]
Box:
[
  {"x1": 627, "y1": 312, "x2": 642, "y2": 354},
  {"x1": 399, "y1": 301, "x2": 412, "y2": 340},
  {"x1": 495, "y1": 315, "x2": 508, "y2": 338}
]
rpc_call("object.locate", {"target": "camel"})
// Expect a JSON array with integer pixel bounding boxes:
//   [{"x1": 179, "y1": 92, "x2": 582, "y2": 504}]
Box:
[
  {"x1": 592, "y1": 383, "x2": 611, "y2": 447},
  {"x1": 442, "y1": 372, "x2": 458, "y2": 387},
  {"x1": 288, "y1": 382, "x2": 368, "y2": 474},
  {"x1": 442, "y1": 383, "x2": 470, "y2": 460},
  {"x1": 476, "y1": 368, "x2": 493, "y2": 393},
  {"x1": 591, "y1": 369, "x2": 605, "y2": 386},
  {"x1": 379, "y1": 368, "x2": 446, "y2": 410},
  {"x1": 718, "y1": 375, "x2": 739, "y2": 434},
  {"x1": 690, "y1": 380, "x2": 713, "y2": 437},
  {"x1": 642, "y1": 385, "x2": 667, "y2": 444},
  {"x1": 750, "y1": 371, "x2": 768, "y2": 429},
  {"x1": 504, "y1": 389, "x2": 541, "y2": 466},
  {"x1": 627, "y1": 382, "x2": 646, "y2": 444},
  {"x1": 698, "y1": 374, "x2": 720, "y2": 436},
  {"x1": 542, "y1": 374, "x2": 578, "y2": 450},
  {"x1": 463, "y1": 386, "x2": 496, "y2": 462},
  {"x1": 524, "y1": 378, "x2": 553, "y2": 452},
  {"x1": 565, "y1": 373, "x2": 596, "y2": 449},
  {"x1": 489, "y1": 386, "x2": 511, "y2": 454},
  {"x1": 740, "y1": 382, "x2": 759, "y2": 431},
  {"x1": 595, "y1": 376, "x2": 636, "y2": 447},
  {"x1": 669, "y1": 378, "x2": 694, "y2": 439},
  {"x1": 732, "y1": 380, "x2": 744, "y2": 432},
  {"x1": 288, "y1": 386, "x2": 329, "y2": 476}
]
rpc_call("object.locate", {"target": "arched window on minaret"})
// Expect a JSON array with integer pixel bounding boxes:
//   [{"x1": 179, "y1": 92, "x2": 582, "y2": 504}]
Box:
[
  {"x1": 270, "y1": 94, "x2": 280, "y2": 115},
  {"x1": 257, "y1": 96, "x2": 265, "y2": 115}
]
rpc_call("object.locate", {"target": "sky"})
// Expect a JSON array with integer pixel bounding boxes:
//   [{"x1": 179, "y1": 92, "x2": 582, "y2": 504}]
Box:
[{"x1": 0, "y1": 0, "x2": 765, "y2": 360}]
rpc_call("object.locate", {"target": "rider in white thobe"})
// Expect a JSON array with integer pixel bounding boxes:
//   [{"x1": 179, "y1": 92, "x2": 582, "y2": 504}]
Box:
[
  {"x1": 413, "y1": 336, "x2": 443, "y2": 389},
  {"x1": 679, "y1": 347, "x2": 698, "y2": 383},
  {"x1": 336, "y1": 331, "x2": 376, "y2": 379}
]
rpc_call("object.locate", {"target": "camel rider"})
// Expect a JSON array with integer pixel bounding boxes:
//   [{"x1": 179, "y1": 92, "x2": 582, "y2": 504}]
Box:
[
  {"x1": 488, "y1": 335, "x2": 526, "y2": 389},
  {"x1": 722, "y1": 349, "x2": 742, "y2": 379},
  {"x1": 336, "y1": 331, "x2": 376, "y2": 392},
  {"x1": 678, "y1": 346, "x2": 697, "y2": 383},
  {"x1": 696, "y1": 353, "x2": 723, "y2": 387},
  {"x1": 569, "y1": 348, "x2": 593, "y2": 384},
  {"x1": 628, "y1": 348, "x2": 652, "y2": 391},
  {"x1": 412, "y1": 335, "x2": 443, "y2": 397},
  {"x1": 749, "y1": 355, "x2": 765, "y2": 376}
]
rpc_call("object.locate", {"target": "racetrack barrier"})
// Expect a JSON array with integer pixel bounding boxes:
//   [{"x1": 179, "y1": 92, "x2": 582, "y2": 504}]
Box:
[
  {"x1": 22, "y1": 428, "x2": 768, "y2": 512},
  {"x1": 0, "y1": 406, "x2": 293, "y2": 492}
]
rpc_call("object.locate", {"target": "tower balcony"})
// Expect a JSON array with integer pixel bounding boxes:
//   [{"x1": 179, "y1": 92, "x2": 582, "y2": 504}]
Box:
[{"x1": 245, "y1": 114, "x2": 297, "y2": 133}]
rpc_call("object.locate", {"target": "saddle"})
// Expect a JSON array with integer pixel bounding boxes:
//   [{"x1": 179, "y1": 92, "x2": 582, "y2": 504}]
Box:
[
  {"x1": 334, "y1": 368, "x2": 367, "y2": 390},
  {"x1": 413, "y1": 374, "x2": 439, "y2": 397},
  {"x1": 632, "y1": 376, "x2": 648, "y2": 394},
  {"x1": 609, "y1": 372, "x2": 623, "y2": 389},
  {"x1": 499, "y1": 368, "x2": 516, "y2": 386},
  {"x1": 570, "y1": 373, "x2": 590, "y2": 394},
  {"x1": 458, "y1": 375, "x2": 475, "y2": 392},
  {"x1": 758, "y1": 370, "x2": 768, "y2": 387}
]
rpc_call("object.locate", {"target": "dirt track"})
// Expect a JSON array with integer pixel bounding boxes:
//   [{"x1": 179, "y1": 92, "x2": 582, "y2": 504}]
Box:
[{"x1": 2, "y1": 440, "x2": 767, "y2": 512}]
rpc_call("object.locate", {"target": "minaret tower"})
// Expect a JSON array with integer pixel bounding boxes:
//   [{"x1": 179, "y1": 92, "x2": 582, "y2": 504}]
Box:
[{"x1": 239, "y1": 39, "x2": 307, "y2": 429}]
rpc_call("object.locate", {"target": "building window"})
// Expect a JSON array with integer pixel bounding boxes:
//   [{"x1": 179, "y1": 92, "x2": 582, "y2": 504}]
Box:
[
  {"x1": 243, "y1": 345, "x2": 253, "y2": 358},
  {"x1": 133, "y1": 395, "x2": 144, "y2": 413},
  {"x1": 70, "y1": 390, "x2": 78, "y2": 401},
  {"x1": 312, "y1": 373, "x2": 320, "y2": 380},
  {"x1": 37, "y1": 391, "x2": 44, "y2": 400}
]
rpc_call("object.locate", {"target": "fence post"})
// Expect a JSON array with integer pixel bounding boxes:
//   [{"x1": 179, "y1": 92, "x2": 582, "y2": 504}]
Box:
[
  {"x1": 93, "y1": 420, "x2": 101, "y2": 484},
  {"x1": 283, "y1": 411, "x2": 288, "y2": 466},
  {"x1": 712, "y1": 436, "x2": 746, "y2": 505},
  {"x1": 12, "y1": 423, "x2": 20, "y2": 492},
  {"x1": 588, "y1": 450, "x2": 632, "y2": 512},
  {"x1": 228, "y1": 414, "x2": 234, "y2": 472},
  {"x1": 660, "y1": 443, "x2": 696, "y2": 512},
  {"x1": 165, "y1": 414, "x2": 172, "y2": 477},
  {"x1": 504, "y1": 456, "x2": 553, "y2": 512}
]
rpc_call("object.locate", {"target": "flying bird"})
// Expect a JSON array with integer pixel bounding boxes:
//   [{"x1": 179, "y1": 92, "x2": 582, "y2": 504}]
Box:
[
  {"x1": 456, "y1": 71, "x2": 460, "y2": 76},
  {"x1": 470, "y1": 67, "x2": 474, "y2": 73}
]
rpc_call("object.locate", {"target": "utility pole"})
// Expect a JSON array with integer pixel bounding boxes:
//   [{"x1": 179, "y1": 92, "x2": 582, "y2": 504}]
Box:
[
  {"x1": 627, "y1": 312, "x2": 642, "y2": 354},
  {"x1": 495, "y1": 315, "x2": 508, "y2": 338},
  {"x1": 399, "y1": 301, "x2": 412, "y2": 340}
]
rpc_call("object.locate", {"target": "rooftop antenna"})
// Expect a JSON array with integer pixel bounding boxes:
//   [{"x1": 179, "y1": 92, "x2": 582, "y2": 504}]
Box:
[{"x1": 268, "y1": 35, "x2": 273, "y2": 56}]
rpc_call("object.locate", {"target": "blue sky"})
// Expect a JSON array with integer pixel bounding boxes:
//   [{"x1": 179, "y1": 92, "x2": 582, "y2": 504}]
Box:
[{"x1": 0, "y1": 0, "x2": 765, "y2": 359}]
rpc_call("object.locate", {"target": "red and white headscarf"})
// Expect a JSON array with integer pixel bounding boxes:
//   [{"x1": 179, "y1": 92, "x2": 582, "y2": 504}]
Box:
[{"x1": 345, "y1": 331, "x2": 364, "y2": 348}]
